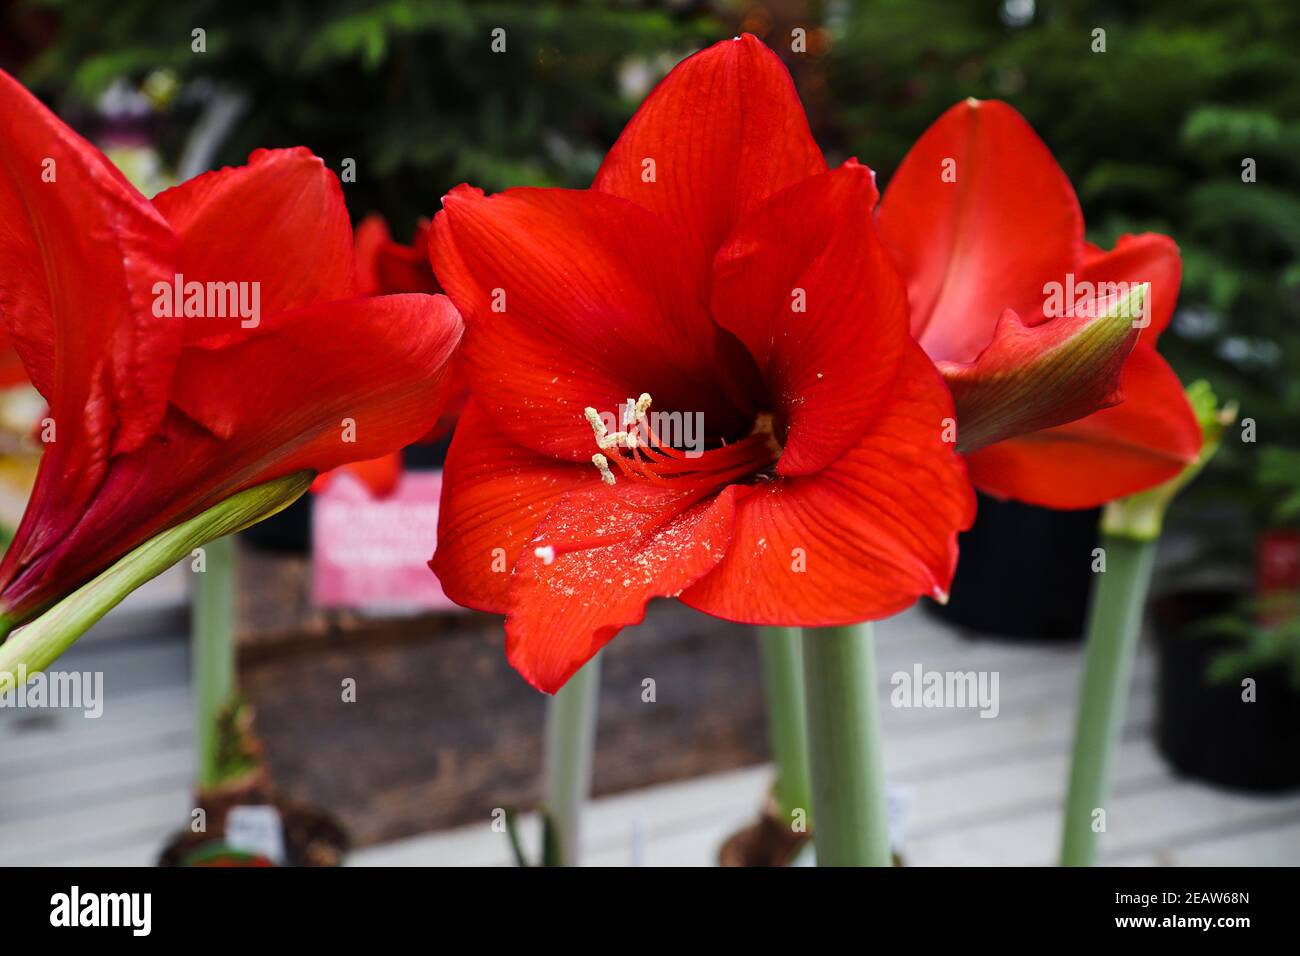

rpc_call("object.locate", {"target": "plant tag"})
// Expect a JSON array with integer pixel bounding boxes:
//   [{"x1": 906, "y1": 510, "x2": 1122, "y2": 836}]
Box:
[
  {"x1": 225, "y1": 805, "x2": 286, "y2": 865},
  {"x1": 312, "y1": 469, "x2": 460, "y2": 613},
  {"x1": 886, "y1": 785, "x2": 912, "y2": 849}
]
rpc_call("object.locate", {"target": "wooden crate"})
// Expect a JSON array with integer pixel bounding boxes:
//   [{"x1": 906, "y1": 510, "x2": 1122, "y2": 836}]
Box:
[{"x1": 234, "y1": 544, "x2": 768, "y2": 847}]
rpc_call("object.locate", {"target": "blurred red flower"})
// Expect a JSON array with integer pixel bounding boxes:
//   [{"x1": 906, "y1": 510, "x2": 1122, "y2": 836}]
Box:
[
  {"x1": 354, "y1": 214, "x2": 441, "y2": 297},
  {"x1": 0, "y1": 328, "x2": 26, "y2": 389},
  {"x1": 313, "y1": 213, "x2": 463, "y2": 498},
  {"x1": 310, "y1": 214, "x2": 443, "y2": 498},
  {"x1": 0, "y1": 70, "x2": 463, "y2": 626},
  {"x1": 430, "y1": 36, "x2": 974, "y2": 692}
]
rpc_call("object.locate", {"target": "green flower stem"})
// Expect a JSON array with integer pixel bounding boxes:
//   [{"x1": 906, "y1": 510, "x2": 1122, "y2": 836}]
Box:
[
  {"x1": 801, "y1": 623, "x2": 891, "y2": 866},
  {"x1": 194, "y1": 533, "x2": 237, "y2": 790},
  {"x1": 1060, "y1": 532, "x2": 1158, "y2": 866},
  {"x1": 0, "y1": 472, "x2": 312, "y2": 693},
  {"x1": 1060, "y1": 380, "x2": 1235, "y2": 866},
  {"x1": 541, "y1": 651, "x2": 602, "y2": 866},
  {"x1": 759, "y1": 626, "x2": 812, "y2": 821}
]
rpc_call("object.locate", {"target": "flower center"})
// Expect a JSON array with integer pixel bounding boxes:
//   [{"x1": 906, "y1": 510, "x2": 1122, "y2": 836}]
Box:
[
  {"x1": 531, "y1": 394, "x2": 778, "y2": 565},
  {"x1": 583, "y1": 393, "x2": 779, "y2": 496}
]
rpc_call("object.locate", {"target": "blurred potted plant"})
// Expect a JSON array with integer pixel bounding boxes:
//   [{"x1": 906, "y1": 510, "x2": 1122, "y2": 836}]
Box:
[
  {"x1": 158, "y1": 696, "x2": 349, "y2": 866},
  {"x1": 1142, "y1": 57, "x2": 1300, "y2": 791},
  {"x1": 927, "y1": 496, "x2": 1099, "y2": 641},
  {"x1": 158, "y1": 537, "x2": 349, "y2": 866},
  {"x1": 1154, "y1": 447, "x2": 1300, "y2": 792}
]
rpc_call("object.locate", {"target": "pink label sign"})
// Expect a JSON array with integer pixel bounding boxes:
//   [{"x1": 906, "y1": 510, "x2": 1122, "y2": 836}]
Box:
[{"x1": 311, "y1": 470, "x2": 459, "y2": 612}]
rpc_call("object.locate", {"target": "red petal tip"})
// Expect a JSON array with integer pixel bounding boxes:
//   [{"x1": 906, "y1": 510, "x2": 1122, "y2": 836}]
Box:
[{"x1": 247, "y1": 145, "x2": 324, "y2": 168}]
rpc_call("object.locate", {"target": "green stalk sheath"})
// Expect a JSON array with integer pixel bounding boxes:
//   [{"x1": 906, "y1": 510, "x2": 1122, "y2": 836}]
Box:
[
  {"x1": 541, "y1": 652, "x2": 602, "y2": 866},
  {"x1": 1060, "y1": 533, "x2": 1157, "y2": 866},
  {"x1": 194, "y1": 534, "x2": 237, "y2": 789},
  {"x1": 801, "y1": 623, "x2": 891, "y2": 866},
  {"x1": 0, "y1": 472, "x2": 312, "y2": 692},
  {"x1": 759, "y1": 626, "x2": 812, "y2": 821}
]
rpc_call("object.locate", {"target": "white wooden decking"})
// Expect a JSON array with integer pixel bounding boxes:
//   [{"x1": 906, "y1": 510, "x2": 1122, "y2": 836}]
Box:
[
  {"x1": 3, "y1": 575, "x2": 1298, "y2": 867},
  {"x1": 0, "y1": 567, "x2": 193, "y2": 867}
]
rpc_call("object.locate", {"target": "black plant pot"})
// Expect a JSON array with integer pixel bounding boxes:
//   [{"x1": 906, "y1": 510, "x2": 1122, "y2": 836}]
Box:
[
  {"x1": 924, "y1": 493, "x2": 1100, "y2": 641},
  {"x1": 1154, "y1": 589, "x2": 1300, "y2": 792}
]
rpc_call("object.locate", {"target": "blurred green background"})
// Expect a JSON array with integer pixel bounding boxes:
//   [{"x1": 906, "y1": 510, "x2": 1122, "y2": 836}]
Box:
[{"x1": 2, "y1": 0, "x2": 1298, "y2": 572}]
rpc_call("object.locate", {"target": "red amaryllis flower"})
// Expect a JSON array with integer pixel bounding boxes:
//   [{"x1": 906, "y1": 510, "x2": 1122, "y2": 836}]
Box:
[
  {"x1": 0, "y1": 70, "x2": 462, "y2": 627},
  {"x1": 877, "y1": 99, "x2": 1202, "y2": 509},
  {"x1": 309, "y1": 451, "x2": 405, "y2": 497},
  {"x1": 354, "y1": 214, "x2": 441, "y2": 296},
  {"x1": 431, "y1": 36, "x2": 974, "y2": 692},
  {"x1": 0, "y1": 329, "x2": 27, "y2": 389}
]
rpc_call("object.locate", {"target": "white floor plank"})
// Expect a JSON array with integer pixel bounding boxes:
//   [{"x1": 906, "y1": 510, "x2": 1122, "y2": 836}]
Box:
[{"x1": 7, "y1": 603, "x2": 1297, "y2": 868}]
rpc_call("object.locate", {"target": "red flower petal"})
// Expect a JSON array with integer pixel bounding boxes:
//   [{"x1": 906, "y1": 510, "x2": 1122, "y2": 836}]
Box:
[
  {"x1": 878, "y1": 99, "x2": 1084, "y2": 364},
  {"x1": 1080, "y1": 232, "x2": 1181, "y2": 340},
  {"x1": 355, "y1": 213, "x2": 440, "y2": 296},
  {"x1": 0, "y1": 67, "x2": 176, "y2": 566},
  {"x1": 415, "y1": 353, "x2": 467, "y2": 445},
  {"x1": 432, "y1": 185, "x2": 756, "y2": 461},
  {"x1": 965, "y1": 347, "x2": 1202, "y2": 509},
  {"x1": 310, "y1": 452, "x2": 404, "y2": 498},
  {"x1": 711, "y1": 161, "x2": 909, "y2": 475},
  {"x1": 0, "y1": 328, "x2": 27, "y2": 388},
  {"x1": 152, "y1": 148, "x2": 356, "y2": 345},
  {"x1": 505, "y1": 484, "x2": 739, "y2": 693},
  {"x1": 593, "y1": 34, "x2": 825, "y2": 275},
  {"x1": 430, "y1": 400, "x2": 594, "y2": 615},
  {"x1": 169, "y1": 293, "x2": 461, "y2": 455},
  {"x1": 0, "y1": 294, "x2": 464, "y2": 618},
  {"x1": 682, "y1": 343, "x2": 975, "y2": 623},
  {"x1": 354, "y1": 214, "x2": 391, "y2": 297}
]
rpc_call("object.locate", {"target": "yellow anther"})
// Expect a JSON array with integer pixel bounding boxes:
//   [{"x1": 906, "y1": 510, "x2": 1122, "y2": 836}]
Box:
[
  {"x1": 584, "y1": 394, "x2": 653, "y2": 483},
  {"x1": 592, "y1": 453, "x2": 616, "y2": 486},
  {"x1": 584, "y1": 406, "x2": 607, "y2": 442}
]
